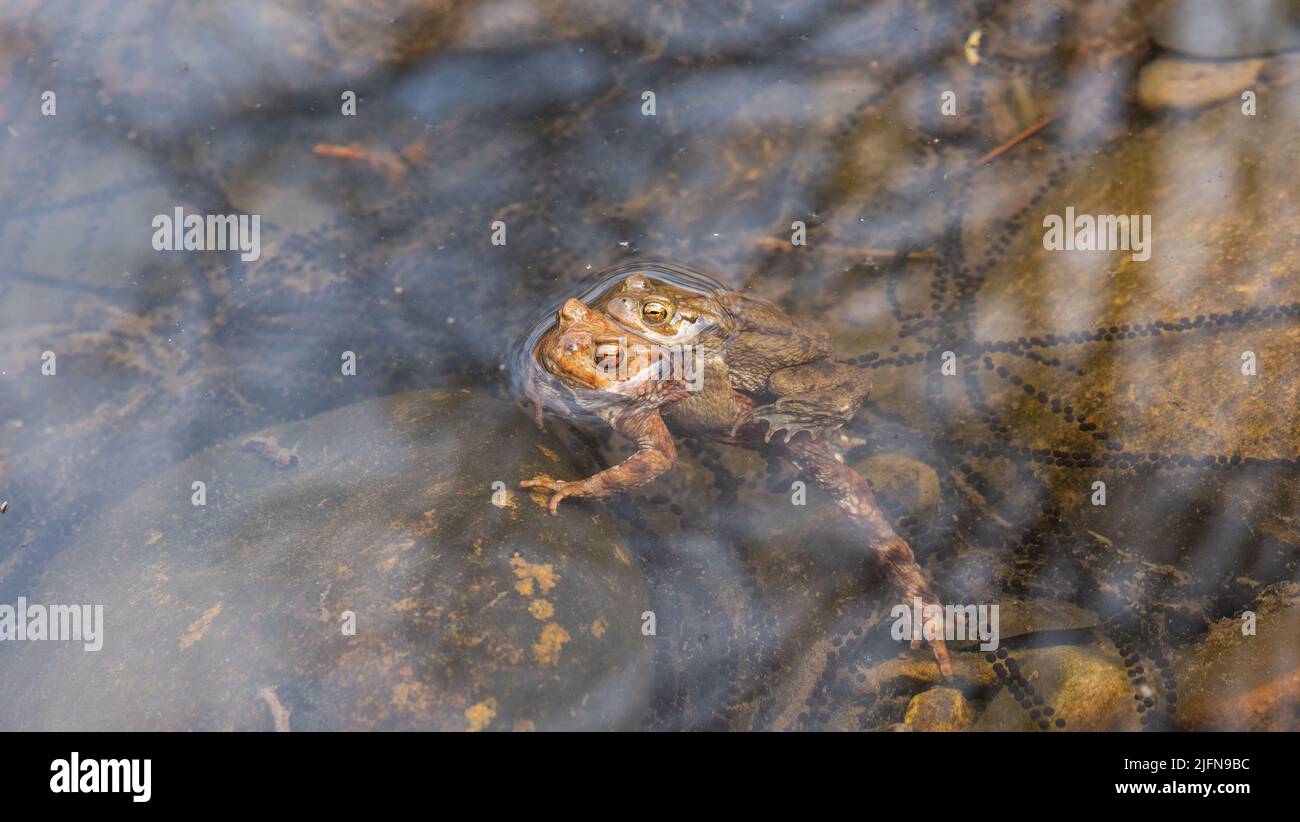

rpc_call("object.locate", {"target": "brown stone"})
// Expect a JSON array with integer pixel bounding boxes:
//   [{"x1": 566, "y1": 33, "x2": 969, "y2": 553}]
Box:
[
  {"x1": 975, "y1": 645, "x2": 1139, "y2": 731},
  {"x1": 1137, "y1": 55, "x2": 1265, "y2": 111},
  {"x1": 905, "y1": 687, "x2": 976, "y2": 731},
  {"x1": 854, "y1": 452, "x2": 942, "y2": 527}
]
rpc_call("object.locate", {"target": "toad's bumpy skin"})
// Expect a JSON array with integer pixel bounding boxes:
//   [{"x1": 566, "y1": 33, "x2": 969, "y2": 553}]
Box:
[
  {"x1": 517, "y1": 267, "x2": 951, "y2": 677},
  {"x1": 591, "y1": 272, "x2": 872, "y2": 442}
]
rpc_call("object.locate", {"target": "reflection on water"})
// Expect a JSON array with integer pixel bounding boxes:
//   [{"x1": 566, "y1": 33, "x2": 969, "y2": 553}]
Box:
[{"x1": 0, "y1": 0, "x2": 1297, "y2": 730}]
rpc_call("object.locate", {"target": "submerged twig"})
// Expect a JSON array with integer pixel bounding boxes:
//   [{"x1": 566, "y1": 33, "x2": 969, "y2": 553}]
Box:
[
  {"x1": 756, "y1": 237, "x2": 936, "y2": 261},
  {"x1": 974, "y1": 111, "x2": 1062, "y2": 166}
]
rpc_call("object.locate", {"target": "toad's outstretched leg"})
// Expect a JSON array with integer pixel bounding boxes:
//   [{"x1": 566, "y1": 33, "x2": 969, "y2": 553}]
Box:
[
  {"x1": 521, "y1": 406, "x2": 677, "y2": 514},
  {"x1": 780, "y1": 434, "x2": 952, "y2": 678}
]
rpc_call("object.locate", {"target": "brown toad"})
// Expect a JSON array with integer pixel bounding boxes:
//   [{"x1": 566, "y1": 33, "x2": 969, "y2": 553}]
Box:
[{"x1": 516, "y1": 269, "x2": 951, "y2": 677}]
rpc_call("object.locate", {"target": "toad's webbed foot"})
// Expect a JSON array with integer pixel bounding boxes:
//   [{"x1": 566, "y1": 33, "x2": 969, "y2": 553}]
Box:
[
  {"x1": 746, "y1": 362, "x2": 871, "y2": 441},
  {"x1": 734, "y1": 400, "x2": 832, "y2": 444},
  {"x1": 520, "y1": 475, "x2": 596, "y2": 515}
]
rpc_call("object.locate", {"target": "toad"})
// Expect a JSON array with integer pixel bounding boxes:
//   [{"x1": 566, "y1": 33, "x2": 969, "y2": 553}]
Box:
[{"x1": 517, "y1": 277, "x2": 951, "y2": 677}]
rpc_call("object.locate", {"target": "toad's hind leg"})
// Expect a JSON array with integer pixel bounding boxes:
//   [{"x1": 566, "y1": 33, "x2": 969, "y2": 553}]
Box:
[
  {"x1": 779, "y1": 434, "x2": 952, "y2": 679},
  {"x1": 737, "y1": 362, "x2": 871, "y2": 443}
]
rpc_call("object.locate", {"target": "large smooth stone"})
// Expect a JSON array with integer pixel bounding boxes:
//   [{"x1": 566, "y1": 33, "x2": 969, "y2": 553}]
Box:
[{"x1": 0, "y1": 389, "x2": 652, "y2": 730}]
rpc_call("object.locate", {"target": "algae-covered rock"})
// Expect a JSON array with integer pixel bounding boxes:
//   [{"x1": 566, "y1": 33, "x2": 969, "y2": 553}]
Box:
[
  {"x1": 0, "y1": 389, "x2": 652, "y2": 731},
  {"x1": 904, "y1": 687, "x2": 975, "y2": 731},
  {"x1": 975, "y1": 645, "x2": 1139, "y2": 731},
  {"x1": 1174, "y1": 583, "x2": 1300, "y2": 730}
]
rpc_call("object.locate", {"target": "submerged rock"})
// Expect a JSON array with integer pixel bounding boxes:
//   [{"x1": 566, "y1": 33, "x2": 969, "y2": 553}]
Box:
[
  {"x1": 0, "y1": 389, "x2": 652, "y2": 731},
  {"x1": 855, "y1": 451, "x2": 943, "y2": 528},
  {"x1": 994, "y1": 599, "x2": 1101, "y2": 643},
  {"x1": 1174, "y1": 583, "x2": 1300, "y2": 730},
  {"x1": 1137, "y1": 55, "x2": 1266, "y2": 111},
  {"x1": 975, "y1": 645, "x2": 1139, "y2": 731},
  {"x1": 1151, "y1": 0, "x2": 1300, "y2": 58},
  {"x1": 904, "y1": 687, "x2": 975, "y2": 731}
]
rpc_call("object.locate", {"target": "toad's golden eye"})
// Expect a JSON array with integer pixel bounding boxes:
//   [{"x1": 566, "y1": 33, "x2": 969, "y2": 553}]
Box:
[{"x1": 641, "y1": 300, "x2": 671, "y2": 325}]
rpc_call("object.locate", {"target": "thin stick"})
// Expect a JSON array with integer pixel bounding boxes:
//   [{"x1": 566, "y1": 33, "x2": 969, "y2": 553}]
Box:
[
  {"x1": 974, "y1": 111, "x2": 1062, "y2": 166},
  {"x1": 756, "y1": 237, "x2": 935, "y2": 261}
]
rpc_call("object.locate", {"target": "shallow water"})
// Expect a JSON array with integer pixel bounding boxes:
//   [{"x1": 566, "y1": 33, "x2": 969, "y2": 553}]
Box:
[{"x1": 0, "y1": 0, "x2": 1297, "y2": 730}]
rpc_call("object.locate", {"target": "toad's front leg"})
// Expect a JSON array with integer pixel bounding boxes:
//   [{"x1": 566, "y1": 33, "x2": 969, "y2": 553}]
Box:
[
  {"x1": 521, "y1": 406, "x2": 677, "y2": 514},
  {"x1": 781, "y1": 435, "x2": 953, "y2": 679}
]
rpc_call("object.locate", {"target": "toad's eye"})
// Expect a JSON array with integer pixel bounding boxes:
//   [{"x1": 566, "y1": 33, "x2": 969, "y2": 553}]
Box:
[
  {"x1": 594, "y1": 341, "x2": 622, "y2": 367},
  {"x1": 641, "y1": 300, "x2": 671, "y2": 325}
]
